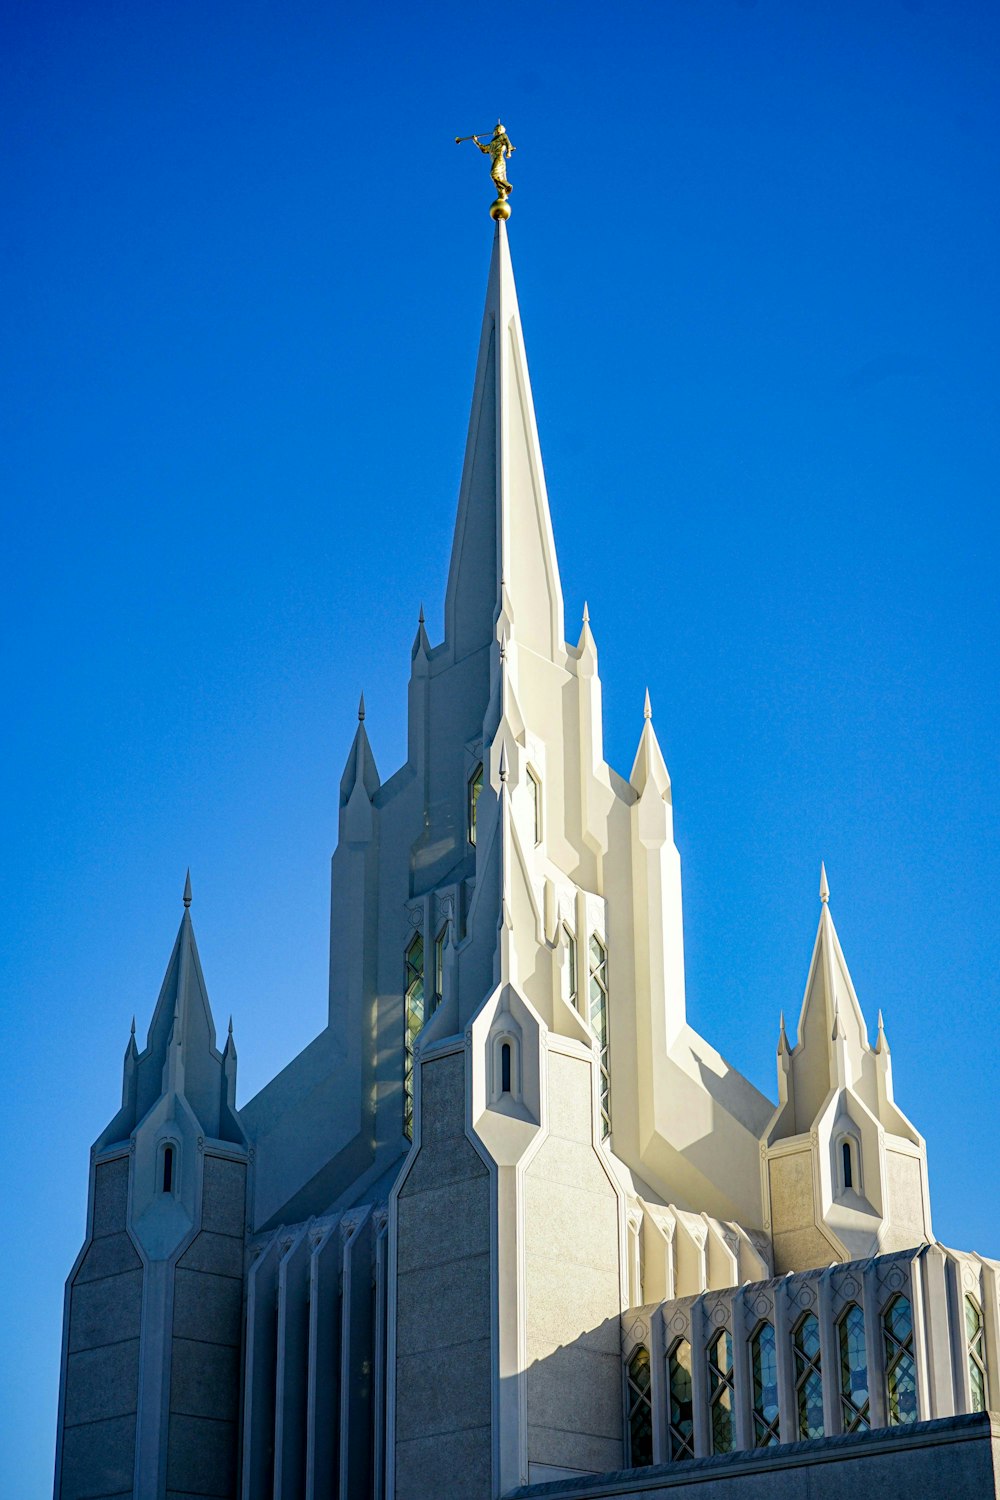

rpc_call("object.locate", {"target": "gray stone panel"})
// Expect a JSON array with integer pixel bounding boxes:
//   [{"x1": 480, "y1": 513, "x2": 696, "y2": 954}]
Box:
[
  {"x1": 63, "y1": 1340, "x2": 140, "y2": 1425},
  {"x1": 395, "y1": 1425, "x2": 493, "y2": 1500},
  {"x1": 396, "y1": 1253, "x2": 491, "y2": 1351},
  {"x1": 395, "y1": 1337, "x2": 492, "y2": 1442},
  {"x1": 69, "y1": 1270, "x2": 142, "y2": 1352},
  {"x1": 200, "y1": 1156, "x2": 246, "y2": 1237},
  {"x1": 527, "y1": 1345, "x2": 622, "y2": 1440},
  {"x1": 169, "y1": 1337, "x2": 241, "y2": 1421},
  {"x1": 172, "y1": 1268, "x2": 242, "y2": 1346},
  {"x1": 397, "y1": 1173, "x2": 490, "y2": 1271},
  {"x1": 75, "y1": 1231, "x2": 141, "y2": 1283},
  {"x1": 526, "y1": 1423, "x2": 623, "y2": 1476},
  {"x1": 92, "y1": 1158, "x2": 130, "y2": 1237},
  {"x1": 402, "y1": 1129, "x2": 488, "y2": 1195},
  {"x1": 59, "y1": 1414, "x2": 136, "y2": 1500},
  {"x1": 177, "y1": 1228, "x2": 244, "y2": 1278},
  {"x1": 166, "y1": 1413, "x2": 238, "y2": 1497}
]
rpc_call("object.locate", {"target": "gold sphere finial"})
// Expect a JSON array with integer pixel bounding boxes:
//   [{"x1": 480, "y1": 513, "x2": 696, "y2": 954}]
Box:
[{"x1": 490, "y1": 196, "x2": 511, "y2": 221}]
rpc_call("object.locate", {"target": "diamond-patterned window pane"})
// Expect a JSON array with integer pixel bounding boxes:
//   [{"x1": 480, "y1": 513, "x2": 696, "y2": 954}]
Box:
[
  {"x1": 468, "y1": 764, "x2": 483, "y2": 845},
  {"x1": 965, "y1": 1296, "x2": 989, "y2": 1414},
  {"x1": 793, "y1": 1313, "x2": 824, "y2": 1440},
  {"x1": 588, "y1": 934, "x2": 611, "y2": 1138},
  {"x1": 751, "y1": 1322, "x2": 780, "y2": 1447},
  {"x1": 708, "y1": 1329, "x2": 735, "y2": 1455},
  {"x1": 883, "y1": 1295, "x2": 918, "y2": 1426},
  {"x1": 837, "y1": 1303, "x2": 870, "y2": 1433},
  {"x1": 403, "y1": 933, "x2": 425, "y2": 1141},
  {"x1": 667, "y1": 1338, "x2": 695, "y2": 1460},
  {"x1": 626, "y1": 1346, "x2": 653, "y2": 1467}
]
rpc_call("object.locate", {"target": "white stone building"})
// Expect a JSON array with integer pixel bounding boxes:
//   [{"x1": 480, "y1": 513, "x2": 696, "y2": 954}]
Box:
[{"x1": 54, "y1": 217, "x2": 999, "y2": 1500}]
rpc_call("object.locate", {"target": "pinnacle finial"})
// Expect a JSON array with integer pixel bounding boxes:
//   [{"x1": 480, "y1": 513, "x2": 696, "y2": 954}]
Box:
[
  {"x1": 130, "y1": 1015, "x2": 136, "y2": 1037},
  {"x1": 498, "y1": 740, "x2": 509, "y2": 782},
  {"x1": 819, "y1": 862, "x2": 830, "y2": 904},
  {"x1": 183, "y1": 869, "x2": 192, "y2": 909},
  {"x1": 228, "y1": 1014, "x2": 234, "y2": 1037},
  {"x1": 643, "y1": 688, "x2": 652, "y2": 722},
  {"x1": 499, "y1": 627, "x2": 508, "y2": 660},
  {"x1": 778, "y1": 1010, "x2": 791, "y2": 1055},
  {"x1": 358, "y1": 692, "x2": 366, "y2": 722},
  {"x1": 582, "y1": 600, "x2": 590, "y2": 625},
  {"x1": 418, "y1": 601, "x2": 425, "y2": 625}
]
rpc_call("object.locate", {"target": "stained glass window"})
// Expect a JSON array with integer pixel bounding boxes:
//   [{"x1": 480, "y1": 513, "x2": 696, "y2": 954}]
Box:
[
  {"x1": 965, "y1": 1295, "x2": 989, "y2": 1414},
  {"x1": 751, "y1": 1321, "x2": 780, "y2": 1447},
  {"x1": 883, "y1": 1295, "x2": 918, "y2": 1426},
  {"x1": 589, "y1": 934, "x2": 611, "y2": 1138},
  {"x1": 432, "y1": 926, "x2": 446, "y2": 1014},
  {"x1": 468, "y1": 763, "x2": 483, "y2": 846},
  {"x1": 837, "y1": 1303, "x2": 870, "y2": 1433},
  {"x1": 667, "y1": 1338, "x2": 695, "y2": 1460},
  {"x1": 403, "y1": 933, "x2": 425, "y2": 1140},
  {"x1": 708, "y1": 1329, "x2": 735, "y2": 1455},
  {"x1": 793, "y1": 1312, "x2": 824, "y2": 1439},
  {"x1": 626, "y1": 1345, "x2": 653, "y2": 1467},
  {"x1": 842, "y1": 1139, "x2": 854, "y2": 1190}
]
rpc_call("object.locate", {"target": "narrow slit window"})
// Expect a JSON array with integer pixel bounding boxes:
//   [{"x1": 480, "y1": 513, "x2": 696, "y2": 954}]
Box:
[
  {"x1": 883, "y1": 1295, "x2": 918, "y2": 1426},
  {"x1": 528, "y1": 767, "x2": 542, "y2": 844},
  {"x1": 500, "y1": 1041, "x2": 512, "y2": 1094},
  {"x1": 842, "y1": 1139, "x2": 854, "y2": 1189},
  {"x1": 403, "y1": 933, "x2": 425, "y2": 1141},
  {"x1": 588, "y1": 934, "x2": 611, "y2": 1138},
  {"x1": 837, "y1": 1303, "x2": 870, "y2": 1433},
  {"x1": 432, "y1": 926, "x2": 446, "y2": 1013},
  {"x1": 162, "y1": 1145, "x2": 174, "y2": 1195},
  {"x1": 626, "y1": 1345, "x2": 654, "y2": 1467},
  {"x1": 468, "y1": 763, "x2": 484, "y2": 846},
  {"x1": 667, "y1": 1338, "x2": 694, "y2": 1460},
  {"x1": 563, "y1": 925, "x2": 578, "y2": 1010}
]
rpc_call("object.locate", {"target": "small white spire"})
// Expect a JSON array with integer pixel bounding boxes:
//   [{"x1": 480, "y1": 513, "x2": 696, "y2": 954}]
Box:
[
  {"x1": 418, "y1": 601, "x2": 425, "y2": 625},
  {"x1": 819, "y1": 862, "x2": 830, "y2": 904},
  {"x1": 778, "y1": 1010, "x2": 791, "y2": 1056},
  {"x1": 358, "y1": 692, "x2": 366, "y2": 722},
  {"x1": 228, "y1": 1014, "x2": 234, "y2": 1037},
  {"x1": 643, "y1": 687, "x2": 652, "y2": 722},
  {"x1": 499, "y1": 627, "x2": 508, "y2": 660},
  {"x1": 183, "y1": 869, "x2": 192, "y2": 909},
  {"x1": 831, "y1": 997, "x2": 845, "y2": 1041},
  {"x1": 582, "y1": 600, "x2": 590, "y2": 624},
  {"x1": 498, "y1": 740, "x2": 509, "y2": 782},
  {"x1": 130, "y1": 1015, "x2": 136, "y2": 1037}
]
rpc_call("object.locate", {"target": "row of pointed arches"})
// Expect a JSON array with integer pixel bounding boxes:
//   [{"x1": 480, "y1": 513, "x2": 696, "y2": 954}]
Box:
[{"x1": 625, "y1": 1288, "x2": 994, "y2": 1468}]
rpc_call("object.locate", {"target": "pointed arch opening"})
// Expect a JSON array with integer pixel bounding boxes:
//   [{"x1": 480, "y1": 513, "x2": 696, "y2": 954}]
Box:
[
  {"x1": 792, "y1": 1312, "x2": 824, "y2": 1439},
  {"x1": 837, "y1": 1302, "x2": 870, "y2": 1432},
  {"x1": 707, "y1": 1328, "x2": 735, "y2": 1454},
  {"x1": 750, "y1": 1320, "x2": 780, "y2": 1447},
  {"x1": 882, "y1": 1294, "x2": 918, "y2": 1426},
  {"x1": 403, "y1": 932, "x2": 425, "y2": 1141},
  {"x1": 965, "y1": 1295, "x2": 989, "y2": 1413},
  {"x1": 666, "y1": 1337, "x2": 694, "y2": 1461},
  {"x1": 468, "y1": 763, "x2": 484, "y2": 846}
]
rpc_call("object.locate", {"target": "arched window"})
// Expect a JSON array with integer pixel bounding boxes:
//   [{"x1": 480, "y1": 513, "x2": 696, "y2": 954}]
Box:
[
  {"x1": 837, "y1": 1302, "x2": 870, "y2": 1432},
  {"x1": 468, "y1": 763, "x2": 484, "y2": 846},
  {"x1": 667, "y1": 1338, "x2": 694, "y2": 1460},
  {"x1": 751, "y1": 1321, "x2": 780, "y2": 1447},
  {"x1": 403, "y1": 933, "x2": 425, "y2": 1141},
  {"x1": 626, "y1": 1345, "x2": 653, "y2": 1467},
  {"x1": 707, "y1": 1328, "x2": 735, "y2": 1455},
  {"x1": 588, "y1": 934, "x2": 611, "y2": 1138},
  {"x1": 965, "y1": 1296, "x2": 989, "y2": 1413},
  {"x1": 500, "y1": 1041, "x2": 512, "y2": 1094},
  {"x1": 793, "y1": 1312, "x2": 824, "y2": 1439},
  {"x1": 161, "y1": 1144, "x2": 174, "y2": 1195},
  {"x1": 842, "y1": 1139, "x2": 854, "y2": 1190},
  {"x1": 882, "y1": 1295, "x2": 918, "y2": 1425}
]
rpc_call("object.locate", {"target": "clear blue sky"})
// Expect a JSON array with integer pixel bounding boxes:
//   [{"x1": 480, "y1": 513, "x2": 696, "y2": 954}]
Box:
[{"x1": 2, "y1": 1, "x2": 997, "y2": 1490}]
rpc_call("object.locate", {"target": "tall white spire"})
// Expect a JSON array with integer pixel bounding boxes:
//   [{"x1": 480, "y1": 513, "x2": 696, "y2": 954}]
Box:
[{"x1": 443, "y1": 221, "x2": 564, "y2": 664}]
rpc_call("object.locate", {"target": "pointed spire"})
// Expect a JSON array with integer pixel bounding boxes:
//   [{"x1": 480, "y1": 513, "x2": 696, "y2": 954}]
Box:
[
  {"x1": 498, "y1": 739, "x2": 509, "y2": 783},
  {"x1": 831, "y1": 998, "x2": 845, "y2": 1042},
  {"x1": 876, "y1": 1008, "x2": 889, "y2": 1054},
  {"x1": 183, "y1": 869, "x2": 192, "y2": 909},
  {"x1": 644, "y1": 687, "x2": 652, "y2": 721},
  {"x1": 819, "y1": 862, "x2": 830, "y2": 904},
  {"x1": 358, "y1": 691, "x2": 366, "y2": 722},
  {"x1": 582, "y1": 600, "x2": 590, "y2": 624},
  {"x1": 228, "y1": 1014, "x2": 234, "y2": 1036},
  {"x1": 418, "y1": 601, "x2": 425, "y2": 625},
  {"x1": 630, "y1": 691, "x2": 671, "y2": 799},
  {"x1": 130, "y1": 1015, "x2": 136, "y2": 1037},
  {"x1": 778, "y1": 1011, "x2": 791, "y2": 1056}
]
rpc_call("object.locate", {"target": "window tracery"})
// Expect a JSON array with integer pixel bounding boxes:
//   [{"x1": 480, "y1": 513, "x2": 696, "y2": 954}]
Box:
[
  {"x1": 837, "y1": 1302, "x2": 870, "y2": 1432},
  {"x1": 707, "y1": 1328, "x2": 735, "y2": 1454},
  {"x1": 667, "y1": 1338, "x2": 694, "y2": 1460},
  {"x1": 751, "y1": 1321, "x2": 780, "y2": 1446},
  {"x1": 882, "y1": 1294, "x2": 918, "y2": 1425},
  {"x1": 626, "y1": 1345, "x2": 653, "y2": 1467}
]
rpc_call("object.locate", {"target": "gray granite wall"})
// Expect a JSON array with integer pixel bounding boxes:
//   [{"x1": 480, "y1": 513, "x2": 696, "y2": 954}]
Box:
[
  {"x1": 166, "y1": 1155, "x2": 247, "y2": 1500},
  {"x1": 394, "y1": 1052, "x2": 493, "y2": 1500},
  {"x1": 60, "y1": 1155, "x2": 141, "y2": 1500}
]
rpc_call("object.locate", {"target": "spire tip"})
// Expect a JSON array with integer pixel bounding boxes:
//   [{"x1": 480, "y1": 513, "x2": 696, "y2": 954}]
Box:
[
  {"x1": 183, "y1": 869, "x2": 192, "y2": 909},
  {"x1": 819, "y1": 862, "x2": 830, "y2": 904},
  {"x1": 643, "y1": 688, "x2": 652, "y2": 722},
  {"x1": 358, "y1": 691, "x2": 366, "y2": 722}
]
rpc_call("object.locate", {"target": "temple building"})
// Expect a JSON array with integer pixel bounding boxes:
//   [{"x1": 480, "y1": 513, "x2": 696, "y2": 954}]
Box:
[{"x1": 54, "y1": 205, "x2": 999, "y2": 1500}]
